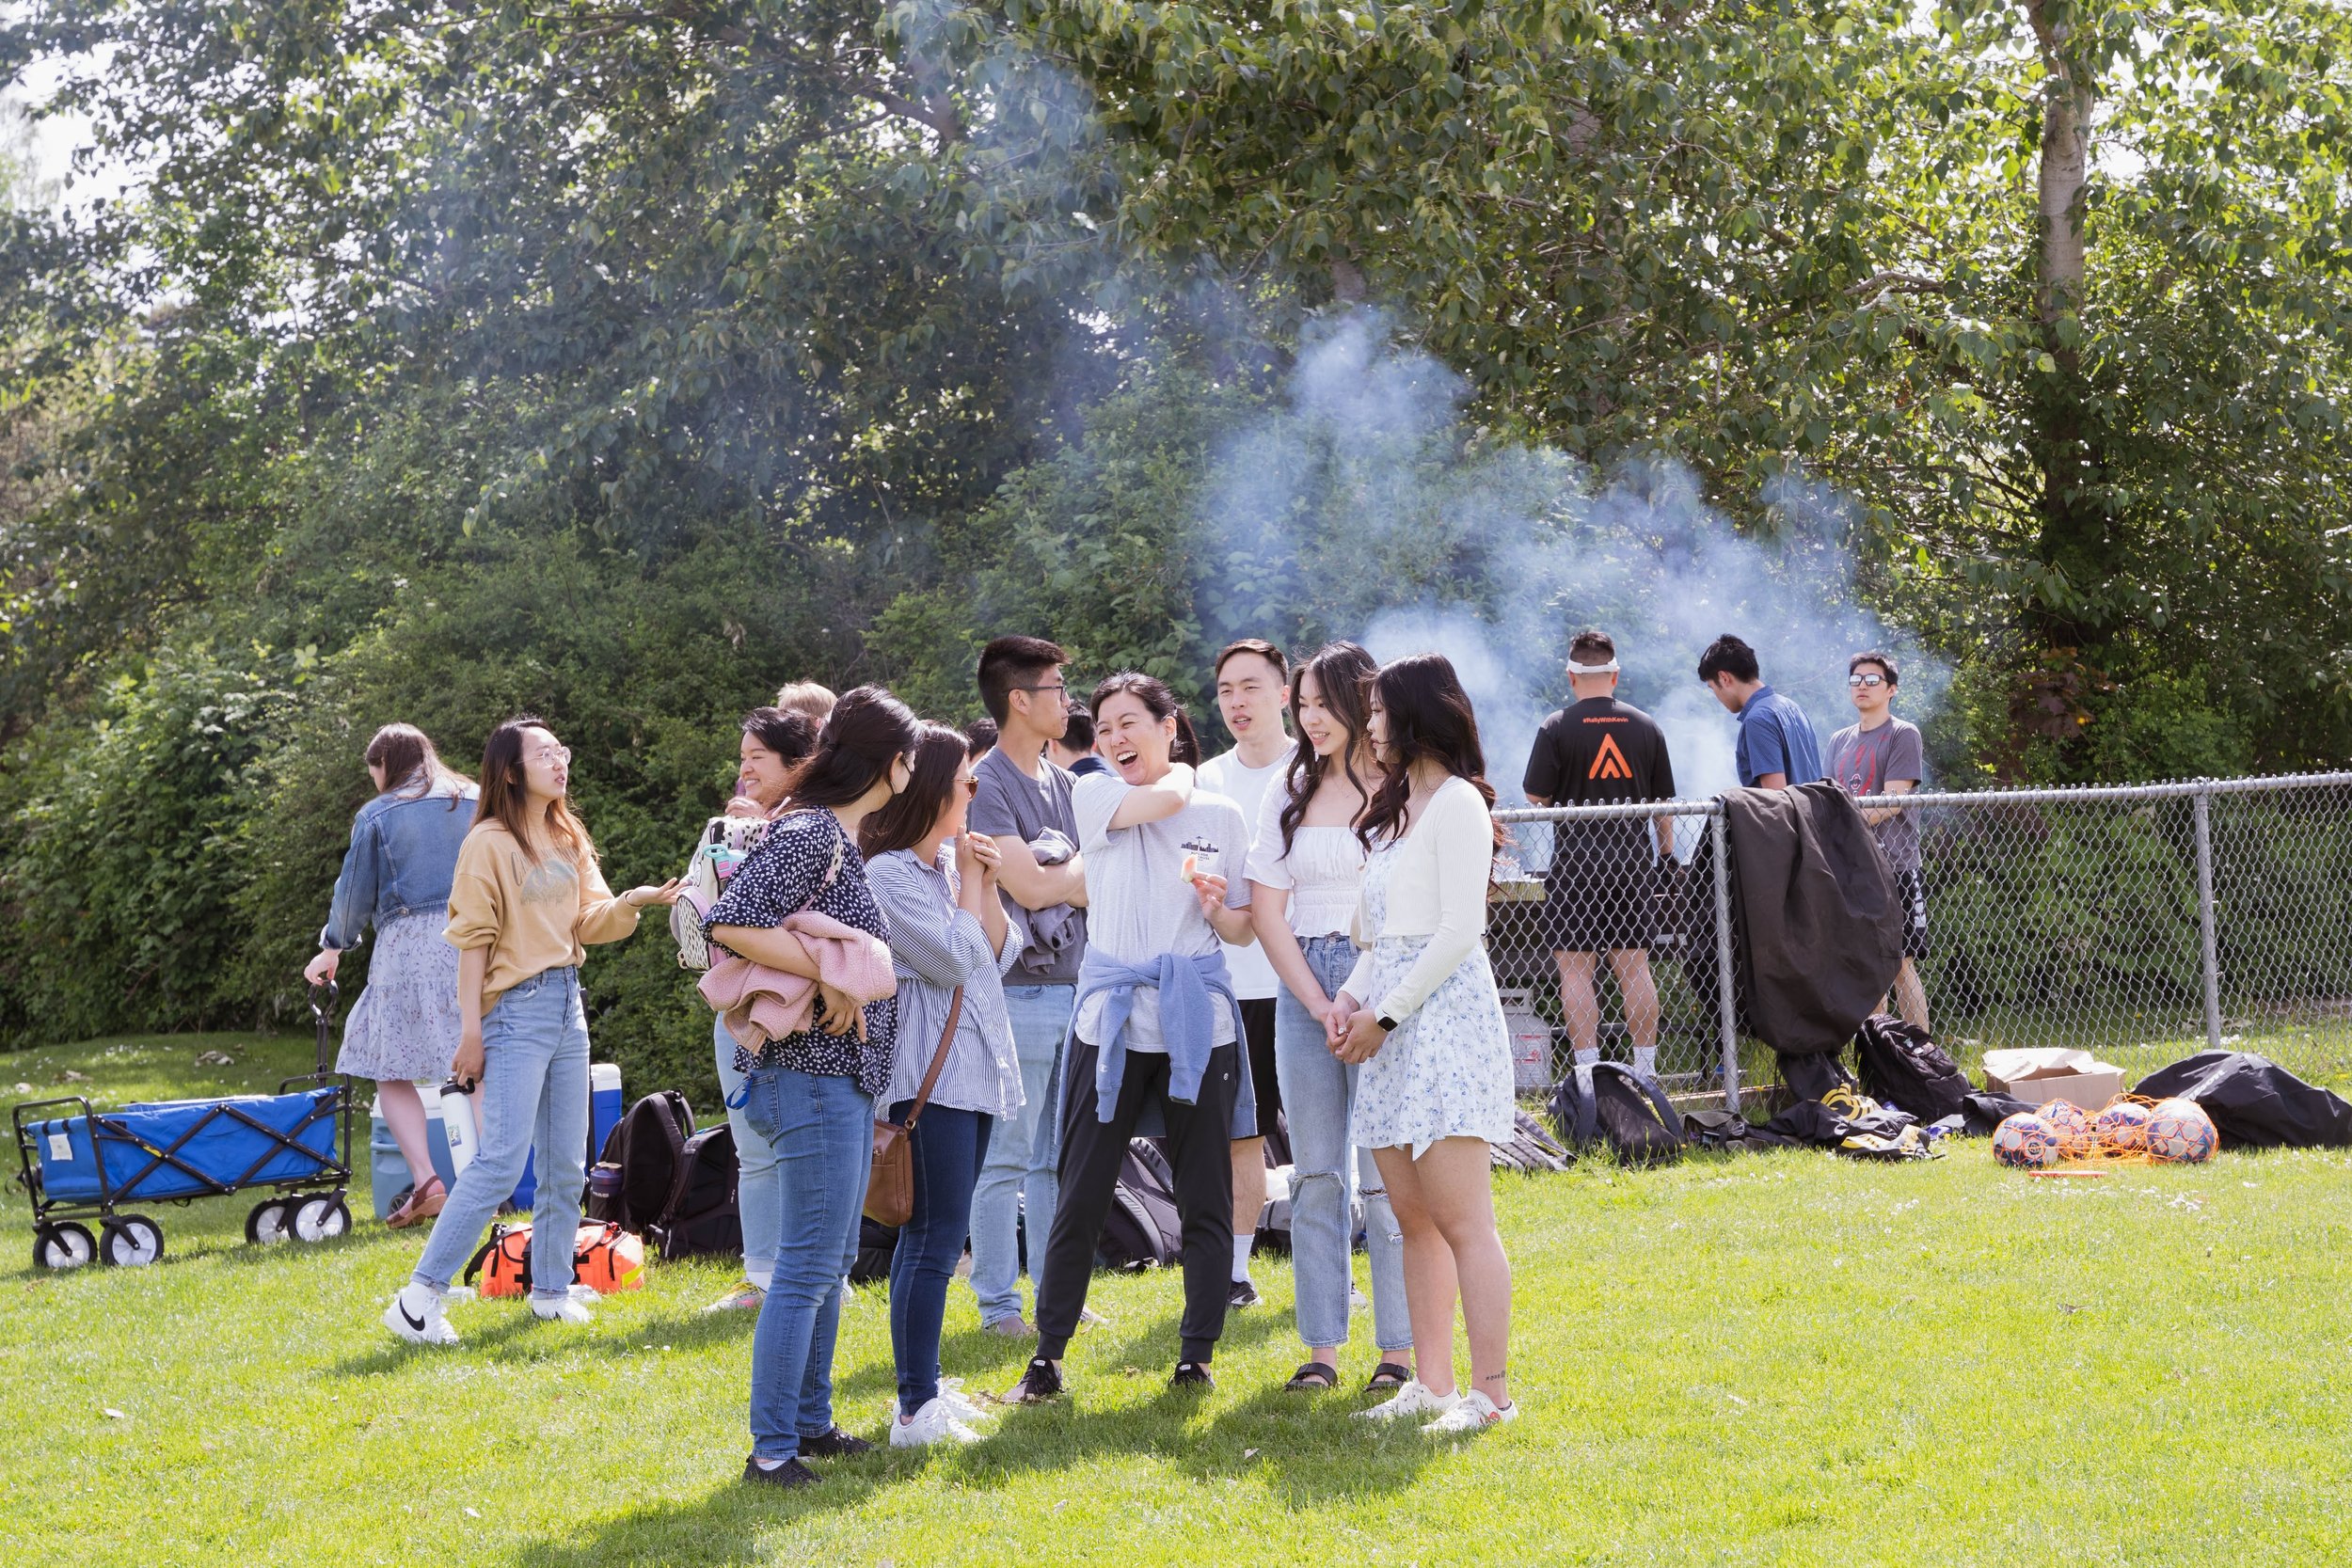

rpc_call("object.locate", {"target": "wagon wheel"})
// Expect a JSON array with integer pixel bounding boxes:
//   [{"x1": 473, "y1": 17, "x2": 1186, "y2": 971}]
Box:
[
  {"x1": 100, "y1": 1215, "x2": 165, "y2": 1267},
  {"x1": 33, "y1": 1221, "x2": 95, "y2": 1271},
  {"x1": 246, "y1": 1198, "x2": 294, "y2": 1246},
  {"x1": 292, "y1": 1194, "x2": 351, "y2": 1243}
]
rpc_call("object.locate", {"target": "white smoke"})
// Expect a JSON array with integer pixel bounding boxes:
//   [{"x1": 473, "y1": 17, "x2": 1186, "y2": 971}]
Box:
[{"x1": 1194, "y1": 312, "x2": 1949, "y2": 827}]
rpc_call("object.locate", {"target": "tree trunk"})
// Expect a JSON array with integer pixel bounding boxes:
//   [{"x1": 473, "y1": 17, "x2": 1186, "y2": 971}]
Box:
[{"x1": 2022, "y1": 0, "x2": 2107, "y2": 657}]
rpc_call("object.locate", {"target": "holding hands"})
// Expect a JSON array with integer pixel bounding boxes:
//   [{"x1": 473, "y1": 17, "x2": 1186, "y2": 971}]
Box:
[
  {"x1": 955, "y1": 830, "x2": 1004, "y2": 887},
  {"x1": 1325, "y1": 990, "x2": 1389, "y2": 1064}
]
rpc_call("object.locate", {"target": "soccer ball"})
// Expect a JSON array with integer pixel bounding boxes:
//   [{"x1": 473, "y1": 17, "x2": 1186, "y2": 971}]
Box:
[
  {"x1": 2040, "y1": 1099, "x2": 2095, "y2": 1160},
  {"x1": 2143, "y1": 1098, "x2": 2218, "y2": 1164},
  {"x1": 1993, "y1": 1112, "x2": 2060, "y2": 1168},
  {"x1": 2093, "y1": 1101, "x2": 2153, "y2": 1153}
]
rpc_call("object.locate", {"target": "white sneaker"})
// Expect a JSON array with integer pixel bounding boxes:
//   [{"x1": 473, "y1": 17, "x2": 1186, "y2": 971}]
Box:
[
  {"x1": 567, "y1": 1284, "x2": 602, "y2": 1306},
  {"x1": 905, "y1": 1381, "x2": 993, "y2": 1426},
  {"x1": 531, "y1": 1293, "x2": 596, "y2": 1325},
  {"x1": 1356, "y1": 1379, "x2": 1460, "y2": 1422},
  {"x1": 890, "y1": 1397, "x2": 982, "y2": 1449},
  {"x1": 384, "y1": 1283, "x2": 459, "y2": 1346},
  {"x1": 1349, "y1": 1286, "x2": 1369, "y2": 1312},
  {"x1": 1423, "y1": 1390, "x2": 1518, "y2": 1434}
]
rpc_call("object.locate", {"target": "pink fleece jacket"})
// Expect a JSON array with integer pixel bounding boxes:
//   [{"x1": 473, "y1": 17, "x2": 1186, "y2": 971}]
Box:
[{"x1": 698, "y1": 911, "x2": 898, "y2": 1053}]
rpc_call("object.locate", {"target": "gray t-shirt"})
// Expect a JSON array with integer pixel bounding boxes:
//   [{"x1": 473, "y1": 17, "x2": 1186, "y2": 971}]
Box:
[
  {"x1": 1826, "y1": 718, "x2": 1926, "y2": 872},
  {"x1": 969, "y1": 747, "x2": 1087, "y2": 984},
  {"x1": 1072, "y1": 771, "x2": 1251, "y2": 1053}
]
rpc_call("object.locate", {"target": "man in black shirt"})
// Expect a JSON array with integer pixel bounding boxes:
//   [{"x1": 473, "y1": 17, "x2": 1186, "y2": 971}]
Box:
[{"x1": 1522, "y1": 630, "x2": 1678, "y2": 1082}]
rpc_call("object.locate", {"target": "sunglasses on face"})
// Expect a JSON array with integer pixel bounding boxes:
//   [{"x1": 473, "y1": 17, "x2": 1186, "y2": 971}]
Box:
[
  {"x1": 956, "y1": 773, "x2": 979, "y2": 796},
  {"x1": 1848, "y1": 673, "x2": 1888, "y2": 689}
]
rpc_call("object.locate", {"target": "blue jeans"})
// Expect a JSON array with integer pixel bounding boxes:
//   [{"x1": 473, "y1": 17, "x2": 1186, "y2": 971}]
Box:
[
  {"x1": 412, "y1": 968, "x2": 590, "y2": 1301},
  {"x1": 714, "y1": 1016, "x2": 781, "y2": 1290},
  {"x1": 966, "y1": 983, "x2": 1070, "y2": 1325},
  {"x1": 887, "y1": 1101, "x2": 993, "y2": 1413},
  {"x1": 738, "y1": 1064, "x2": 873, "y2": 1461},
  {"x1": 1276, "y1": 936, "x2": 1410, "y2": 1354}
]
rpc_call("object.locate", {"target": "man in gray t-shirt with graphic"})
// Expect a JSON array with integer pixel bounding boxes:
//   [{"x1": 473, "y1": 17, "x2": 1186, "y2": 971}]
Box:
[
  {"x1": 1825, "y1": 650, "x2": 1931, "y2": 1032},
  {"x1": 964, "y1": 635, "x2": 1089, "y2": 1337}
]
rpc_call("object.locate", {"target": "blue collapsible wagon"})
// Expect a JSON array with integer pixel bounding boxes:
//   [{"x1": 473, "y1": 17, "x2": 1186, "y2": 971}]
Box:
[{"x1": 12, "y1": 985, "x2": 356, "y2": 1269}]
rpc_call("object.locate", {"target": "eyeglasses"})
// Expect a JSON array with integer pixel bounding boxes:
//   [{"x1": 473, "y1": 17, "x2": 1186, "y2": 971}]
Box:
[
  {"x1": 532, "y1": 746, "x2": 574, "y2": 766},
  {"x1": 1847, "y1": 673, "x2": 1888, "y2": 689},
  {"x1": 1012, "y1": 682, "x2": 1068, "y2": 697}
]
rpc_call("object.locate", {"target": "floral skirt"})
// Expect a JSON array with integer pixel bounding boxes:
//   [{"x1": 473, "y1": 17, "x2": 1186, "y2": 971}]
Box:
[
  {"x1": 1350, "y1": 936, "x2": 1516, "y2": 1158},
  {"x1": 336, "y1": 910, "x2": 465, "y2": 1083}
]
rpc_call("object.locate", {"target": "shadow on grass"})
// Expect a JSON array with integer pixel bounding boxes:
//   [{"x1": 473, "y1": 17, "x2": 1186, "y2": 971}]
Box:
[{"x1": 510, "y1": 1297, "x2": 1443, "y2": 1563}]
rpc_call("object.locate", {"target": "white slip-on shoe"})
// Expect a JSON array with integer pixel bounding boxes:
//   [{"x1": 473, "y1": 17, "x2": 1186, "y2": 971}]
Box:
[
  {"x1": 890, "y1": 1397, "x2": 982, "y2": 1449},
  {"x1": 906, "y1": 1380, "x2": 993, "y2": 1426},
  {"x1": 1356, "y1": 1379, "x2": 1461, "y2": 1422},
  {"x1": 530, "y1": 1293, "x2": 596, "y2": 1325},
  {"x1": 384, "y1": 1283, "x2": 459, "y2": 1346},
  {"x1": 567, "y1": 1284, "x2": 602, "y2": 1306},
  {"x1": 1423, "y1": 1390, "x2": 1518, "y2": 1434}
]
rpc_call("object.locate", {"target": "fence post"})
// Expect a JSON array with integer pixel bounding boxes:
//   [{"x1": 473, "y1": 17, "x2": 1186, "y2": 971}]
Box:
[
  {"x1": 2193, "y1": 784, "x2": 2223, "y2": 1052},
  {"x1": 1711, "y1": 809, "x2": 1740, "y2": 1111}
]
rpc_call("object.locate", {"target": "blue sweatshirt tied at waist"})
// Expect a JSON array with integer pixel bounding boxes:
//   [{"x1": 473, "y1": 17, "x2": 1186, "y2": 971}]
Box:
[{"x1": 1072, "y1": 946, "x2": 1256, "y2": 1139}]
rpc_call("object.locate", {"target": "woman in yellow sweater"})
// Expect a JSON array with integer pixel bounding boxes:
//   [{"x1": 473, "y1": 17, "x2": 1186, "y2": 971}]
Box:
[{"x1": 385, "y1": 717, "x2": 679, "y2": 1346}]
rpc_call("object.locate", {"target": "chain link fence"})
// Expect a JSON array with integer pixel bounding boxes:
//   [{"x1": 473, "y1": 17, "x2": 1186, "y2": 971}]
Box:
[{"x1": 1493, "y1": 771, "x2": 2352, "y2": 1107}]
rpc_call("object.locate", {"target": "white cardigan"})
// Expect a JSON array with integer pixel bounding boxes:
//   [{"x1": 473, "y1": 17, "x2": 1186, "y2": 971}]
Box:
[{"x1": 1343, "y1": 775, "x2": 1494, "y2": 1022}]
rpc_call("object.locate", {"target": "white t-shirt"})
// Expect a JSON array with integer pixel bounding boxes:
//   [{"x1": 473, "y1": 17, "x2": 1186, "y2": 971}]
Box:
[
  {"x1": 1072, "y1": 771, "x2": 1252, "y2": 1053},
  {"x1": 1197, "y1": 743, "x2": 1294, "y2": 999}
]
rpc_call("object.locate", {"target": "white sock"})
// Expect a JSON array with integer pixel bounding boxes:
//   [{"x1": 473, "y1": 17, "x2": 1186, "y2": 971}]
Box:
[
  {"x1": 1632, "y1": 1046, "x2": 1658, "y2": 1076},
  {"x1": 752, "y1": 1456, "x2": 786, "y2": 1471},
  {"x1": 1573, "y1": 1047, "x2": 1599, "y2": 1068},
  {"x1": 1232, "y1": 1235, "x2": 1253, "y2": 1281}
]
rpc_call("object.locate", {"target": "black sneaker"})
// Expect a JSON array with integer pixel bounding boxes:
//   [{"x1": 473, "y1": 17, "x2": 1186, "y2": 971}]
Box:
[
  {"x1": 741, "y1": 1456, "x2": 819, "y2": 1489},
  {"x1": 797, "y1": 1426, "x2": 873, "y2": 1458},
  {"x1": 1228, "y1": 1279, "x2": 1261, "y2": 1309},
  {"x1": 1008, "y1": 1356, "x2": 1063, "y2": 1404},
  {"x1": 1169, "y1": 1360, "x2": 1216, "y2": 1391}
]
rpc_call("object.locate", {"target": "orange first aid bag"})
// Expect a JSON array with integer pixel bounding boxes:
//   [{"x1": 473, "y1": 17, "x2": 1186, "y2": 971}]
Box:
[{"x1": 462, "y1": 1220, "x2": 645, "y2": 1297}]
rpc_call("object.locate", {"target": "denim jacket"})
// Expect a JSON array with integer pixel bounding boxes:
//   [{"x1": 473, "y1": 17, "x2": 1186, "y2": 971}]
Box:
[{"x1": 319, "y1": 784, "x2": 480, "y2": 950}]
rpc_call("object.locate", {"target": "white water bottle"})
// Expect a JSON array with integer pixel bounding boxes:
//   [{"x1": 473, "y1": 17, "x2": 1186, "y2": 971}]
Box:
[{"x1": 439, "y1": 1076, "x2": 481, "y2": 1174}]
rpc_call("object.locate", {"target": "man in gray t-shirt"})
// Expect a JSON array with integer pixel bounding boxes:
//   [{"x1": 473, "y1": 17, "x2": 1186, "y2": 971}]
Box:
[
  {"x1": 1826, "y1": 651, "x2": 1930, "y2": 1032},
  {"x1": 963, "y1": 635, "x2": 1090, "y2": 1336}
]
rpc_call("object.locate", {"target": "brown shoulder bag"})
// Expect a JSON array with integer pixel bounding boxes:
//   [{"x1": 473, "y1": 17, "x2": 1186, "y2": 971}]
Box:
[{"x1": 865, "y1": 987, "x2": 962, "y2": 1227}]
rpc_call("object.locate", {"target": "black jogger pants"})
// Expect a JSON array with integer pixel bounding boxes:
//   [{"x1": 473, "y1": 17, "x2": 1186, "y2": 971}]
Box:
[{"x1": 1034, "y1": 1035, "x2": 1239, "y2": 1364}]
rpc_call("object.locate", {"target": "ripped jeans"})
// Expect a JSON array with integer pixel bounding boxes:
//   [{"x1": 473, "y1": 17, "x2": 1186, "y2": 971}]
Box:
[{"x1": 1274, "y1": 934, "x2": 1410, "y2": 1354}]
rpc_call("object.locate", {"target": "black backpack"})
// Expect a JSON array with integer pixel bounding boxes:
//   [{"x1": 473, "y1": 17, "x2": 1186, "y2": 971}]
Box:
[
  {"x1": 1853, "y1": 1013, "x2": 1970, "y2": 1123},
  {"x1": 1096, "y1": 1138, "x2": 1184, "y2": 1270},
  {"x1": 652, "y1": 1122, "x2": 742, "y2": 1260},
  {"x1": 1549, "y1": 1063, "x2": 1685, "y2": 1166},
  {"x1": 850, "y1": 1217, "x2": 898, "y2": 1284},
  {"x1": 586, "y1": 1090, "x2": 740, "y2": 1259},
  {"x1": 587, "y1": 1090, "x2": 692, "y2": 1230}
]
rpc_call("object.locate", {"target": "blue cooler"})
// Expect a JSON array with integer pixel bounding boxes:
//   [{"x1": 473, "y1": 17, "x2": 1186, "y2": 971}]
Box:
[{"x1": 368, "y1": 1065, "x2": 622, "y2": 1219}]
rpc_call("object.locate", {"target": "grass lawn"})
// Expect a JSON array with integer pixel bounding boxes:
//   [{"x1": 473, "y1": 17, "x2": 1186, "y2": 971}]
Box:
[{"x1": 6, "y1": 1030, "x2": 2352, "y2": 1565}]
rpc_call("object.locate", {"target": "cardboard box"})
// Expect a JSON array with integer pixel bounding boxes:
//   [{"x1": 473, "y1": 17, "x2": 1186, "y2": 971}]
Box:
[{"x1": 1981, "y1": 1047, "x2": 2125, "y2": 1110}]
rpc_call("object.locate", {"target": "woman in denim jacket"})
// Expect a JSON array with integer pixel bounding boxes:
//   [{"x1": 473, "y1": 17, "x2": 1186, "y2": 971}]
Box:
[{"x1": 305, "y1": 724, "x2": 478, "y2": 1228}]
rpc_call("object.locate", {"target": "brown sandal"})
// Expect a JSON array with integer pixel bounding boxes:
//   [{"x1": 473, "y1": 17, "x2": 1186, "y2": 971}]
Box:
[
  {"x1": 1363, "y1": 1361, "x2": 1412, "y2": 1392},
  {"x1": 386, "y1": 1175, "x2": 446, "y2": 1229}
]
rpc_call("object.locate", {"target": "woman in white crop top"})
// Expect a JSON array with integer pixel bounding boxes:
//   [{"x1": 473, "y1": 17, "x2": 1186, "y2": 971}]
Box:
[
  {"x1": 1245, "y1": 642, "x2": 1411, "y2": 1397},
  {"x1": 1327, "y1": 653, "x2": 1518, "y2": 1434}
]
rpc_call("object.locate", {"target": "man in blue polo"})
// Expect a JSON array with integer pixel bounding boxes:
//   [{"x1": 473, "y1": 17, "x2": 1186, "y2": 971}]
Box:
[{"x1": 1696, "y1": 634, "x2": 1822, "y2": 789}]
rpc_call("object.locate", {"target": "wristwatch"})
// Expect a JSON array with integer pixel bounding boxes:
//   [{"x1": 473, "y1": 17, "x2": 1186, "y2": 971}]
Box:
[{"x1": 1375, "y1": 1013, "x2": 1400, "y2": 1033}]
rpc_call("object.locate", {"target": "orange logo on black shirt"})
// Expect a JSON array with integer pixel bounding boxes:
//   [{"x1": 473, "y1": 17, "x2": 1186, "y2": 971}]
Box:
[{"x1": 1590, "y1": 734, "x2": 1633, "y2": 782}]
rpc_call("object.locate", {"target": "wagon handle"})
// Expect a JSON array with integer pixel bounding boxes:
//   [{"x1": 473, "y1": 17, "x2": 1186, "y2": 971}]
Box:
[{"x1": 309, "y1": 981, "x2": 340, "y2": 1077}]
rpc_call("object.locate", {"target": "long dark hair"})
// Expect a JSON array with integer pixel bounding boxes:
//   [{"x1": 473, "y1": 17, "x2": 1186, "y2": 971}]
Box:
[
  {"x1": 365, "y1": 722, "x2": 471, "y2": 810},
  {"x1": 474, "y1": 717, "x2": 593, "y2": 865},
  {"x1": 1277, "y1": 641, "x2": 1377, "y2": 856},
  {"x1": 790, "y1": 686, "x2": 919, "y2": 811},
  {"x1": 1089, "y1": 673, "x2": 1202, "y2": 766},
  {"x1": 1356, "y1": 654, "x2": 1502, "y2": 852},
  {"x1": 859, "y1": 722, "x2": 968, "y2": 861}
]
